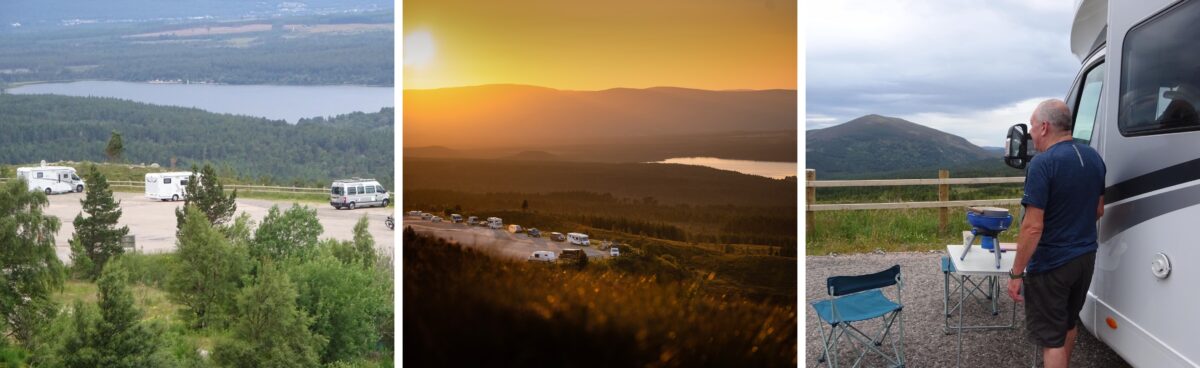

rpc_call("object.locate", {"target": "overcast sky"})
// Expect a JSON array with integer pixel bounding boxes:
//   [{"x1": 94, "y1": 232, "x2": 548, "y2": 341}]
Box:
[{"x1": 805, "y1": 0, "x2": 1082, "y2": 146}]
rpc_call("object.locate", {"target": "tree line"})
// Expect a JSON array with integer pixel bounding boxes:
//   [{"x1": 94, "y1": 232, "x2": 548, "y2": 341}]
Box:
[
  {"x1": 0, "y1": 13, "x2": 392, "y2": 87},
  {"x1": 0, "y1": 94, "x2": 393, "y2": 187},
  {"x1": 0, "y1": 164, "x2": 393, "y2": 366}
]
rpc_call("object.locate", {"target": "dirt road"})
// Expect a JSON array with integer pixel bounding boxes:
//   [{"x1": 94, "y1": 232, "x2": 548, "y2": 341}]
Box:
[
  {"x1": 44, "y1": 192, "x2": 394, "y2": 263},
  {"x1": 402, "y1": 216, "x2": 608, "y2": 261}
]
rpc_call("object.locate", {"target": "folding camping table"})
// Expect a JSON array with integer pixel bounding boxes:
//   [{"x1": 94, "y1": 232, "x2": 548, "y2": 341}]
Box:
[{"x1": 945, "y1": 244, "x2": 1019, "y2": 367}]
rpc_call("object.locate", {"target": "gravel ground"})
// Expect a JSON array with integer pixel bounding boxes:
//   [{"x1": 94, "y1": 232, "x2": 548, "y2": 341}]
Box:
[{"x1": 806, "y1": 252, "x2": 1132, "y2": 367}]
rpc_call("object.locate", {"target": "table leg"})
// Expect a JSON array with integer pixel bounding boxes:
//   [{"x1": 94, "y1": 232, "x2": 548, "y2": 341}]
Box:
[{"x1": 958, "y1": 273, "x2": 965, "y2": 367}]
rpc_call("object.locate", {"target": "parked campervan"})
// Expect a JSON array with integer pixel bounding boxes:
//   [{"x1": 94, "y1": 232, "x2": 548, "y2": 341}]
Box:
[
  {"x1": 467, "y1": 216, "x2": 478, "y2": 225},
  {"x1": 996, "y1": 1, "x2": 1200, "y2": 365},
  {"x1": 329, "y1": 178, "x2": 389, "y2": 210},
  {"x1": 550, "y1": 232, "x2": 566, "y2": 242},
  {"x1": 407, "y1": 210, "x2": 422, "y2": 217},
  {"x1": 451, "y1": 214, "x2": 463, "y2": 223},
  {"x1": 507, "y1": 224, "x2": 523, "y2": 233},
  {"x1": 487, "y1": 217, "x2": 503, "y2": 229},
  {"x1": 567, "y1": 232, "x2": 589, "y2": 246},
  {"x1": 145, "y1": 172, "x2": 196, "y2": 201},
  {"x1": 529, "y1": 251, "x2": 557, "y2": 263},
  {"x1": 16, "y1": 165, "x2": 85, "y2": 195}
]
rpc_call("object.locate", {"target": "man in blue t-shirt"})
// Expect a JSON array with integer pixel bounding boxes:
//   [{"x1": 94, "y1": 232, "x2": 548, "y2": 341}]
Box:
[{"x1": 1007, "y1": 99, "x2": 1106, "y2": 368}]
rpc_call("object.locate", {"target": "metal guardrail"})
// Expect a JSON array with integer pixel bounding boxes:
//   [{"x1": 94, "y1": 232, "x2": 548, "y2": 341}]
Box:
[{"x1": 107, "y1": 180, "x2": 329, "y2": 194}]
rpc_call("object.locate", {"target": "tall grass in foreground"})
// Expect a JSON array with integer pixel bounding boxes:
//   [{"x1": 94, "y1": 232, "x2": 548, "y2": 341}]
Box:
[{"x1": 403, "y1": 230, "x2": 797, "y2": 368}]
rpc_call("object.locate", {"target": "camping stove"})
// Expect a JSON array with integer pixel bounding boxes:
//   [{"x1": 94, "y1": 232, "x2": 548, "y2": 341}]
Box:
[{"x1": 958, "y1": 207, "x2": 1013, "y2": 269}]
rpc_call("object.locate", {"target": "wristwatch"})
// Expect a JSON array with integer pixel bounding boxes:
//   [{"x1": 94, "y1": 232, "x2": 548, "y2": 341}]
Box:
[{"x1": 1009, "y1": 270, "x2": 1024, "y2": 279}]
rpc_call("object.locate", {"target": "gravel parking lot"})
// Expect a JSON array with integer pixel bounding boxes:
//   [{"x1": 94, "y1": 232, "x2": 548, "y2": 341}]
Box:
[
  {"x1": 44, "y1": 192, "x2": 395, "y2": 263},
  {"x1": 402, "y1": 216, "x2": 609, "y2": 261},
  {"x1": 806, "y1": 252, "x2": 1131, "y2": 367}
]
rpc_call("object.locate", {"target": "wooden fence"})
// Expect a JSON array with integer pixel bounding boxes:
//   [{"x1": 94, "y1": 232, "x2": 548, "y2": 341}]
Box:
[{"x1": 805, "y1": 169, "x2": 1024, "y2": 232}]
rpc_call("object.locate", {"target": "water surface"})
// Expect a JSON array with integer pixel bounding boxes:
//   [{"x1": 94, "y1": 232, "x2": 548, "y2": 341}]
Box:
[{"x1": 652, "y1": 157, "x2": 797, "y2": 179}]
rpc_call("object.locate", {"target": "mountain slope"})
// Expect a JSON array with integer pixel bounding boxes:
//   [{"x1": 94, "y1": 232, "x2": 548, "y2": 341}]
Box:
[
  {"x1": 403, "y1": 84, "x2": 796, "y2": 149},
  {"x1": 806, "y1": 114, "x2": 994, "y2": 177}
]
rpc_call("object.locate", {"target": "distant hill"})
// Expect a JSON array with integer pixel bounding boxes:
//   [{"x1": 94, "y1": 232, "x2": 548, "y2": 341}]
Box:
[
  {"x1": 507, "y1": 150, "x2": 559, "y2": 161},
  {"x1": 403, "y1": 84, "x2": 796, "y2": 150},
  {"x1": 403, "y1": 157, "x2": 796, "y2": 206},
  {"x1": 981, "y1": 146, "x2": 1005, "y2": 155},
  {"x1": 806, "y1": 114, "x2": 995, "y2": 177},
  {"x1": 404, "y1": 146, "x2": 461, "y2": 159}
]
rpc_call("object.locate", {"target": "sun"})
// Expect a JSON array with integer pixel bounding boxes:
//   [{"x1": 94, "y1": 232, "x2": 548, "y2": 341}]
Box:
[{"x1": 404, "y1": 31, "x2": 436, "y2": 68}]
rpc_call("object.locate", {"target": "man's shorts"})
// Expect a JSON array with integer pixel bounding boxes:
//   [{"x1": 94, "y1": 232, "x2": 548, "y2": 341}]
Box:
[{"x1": 1023, "y1": 251, "x2": 1096, "y2": 348}]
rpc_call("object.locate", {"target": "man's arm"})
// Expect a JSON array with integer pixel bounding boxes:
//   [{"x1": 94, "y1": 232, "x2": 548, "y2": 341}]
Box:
[
  {"x1": 1008, "y1": 206, "x2": 1044, "y2": 302},
  {"x1": 1012, "y1": 206, "x2": 1045, "y2": 277},
  {"x1": 1097, "y1": 196, "x2": 1105, "y2": 219}
]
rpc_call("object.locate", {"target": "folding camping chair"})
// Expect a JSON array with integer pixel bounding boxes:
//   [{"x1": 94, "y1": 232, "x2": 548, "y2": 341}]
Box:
[{"x1": 811, "y1": 265, "x2": 905, "y2": 368}]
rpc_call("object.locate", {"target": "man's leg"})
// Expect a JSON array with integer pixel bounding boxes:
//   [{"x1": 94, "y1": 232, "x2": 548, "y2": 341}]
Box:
[{"x1": 1042, "y1": 326, "x2": 1078, "y2": 368}]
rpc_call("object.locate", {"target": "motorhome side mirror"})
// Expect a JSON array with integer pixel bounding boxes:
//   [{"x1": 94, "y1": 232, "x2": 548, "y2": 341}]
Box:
[{"x1": 1003, "y1": 123, "x2": 1032, "y2": 169}]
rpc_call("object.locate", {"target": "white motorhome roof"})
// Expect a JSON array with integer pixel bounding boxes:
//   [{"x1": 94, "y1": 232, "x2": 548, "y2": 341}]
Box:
[
  {"x1": 1071, "y1": 0, "x2": 1108, "y2": 62},
  {"x1": 147, "y1": 171, "x2": 195, "y2": 177},
  {"x1": 17, "y1": 166, "x2": 75, "y2": 172},
  {"x1": 567, "y1": 232, "x2": 588, "y2": 237}
]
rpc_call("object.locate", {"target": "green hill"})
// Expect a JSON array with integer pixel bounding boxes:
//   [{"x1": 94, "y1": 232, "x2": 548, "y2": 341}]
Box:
[{"x1": 807, "y1": 114, "x2": 995, "y2": 177}]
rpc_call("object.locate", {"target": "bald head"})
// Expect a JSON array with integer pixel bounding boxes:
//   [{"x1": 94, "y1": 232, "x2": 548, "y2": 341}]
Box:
[{"x1": 1033, "y1": 99, "x2": 1073, "y2": 134}]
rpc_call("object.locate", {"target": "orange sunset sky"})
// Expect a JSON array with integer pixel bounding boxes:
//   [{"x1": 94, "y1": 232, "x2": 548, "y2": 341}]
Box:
[{"x1": 402, "y1": 0, "x2": 797, "y2": 91}]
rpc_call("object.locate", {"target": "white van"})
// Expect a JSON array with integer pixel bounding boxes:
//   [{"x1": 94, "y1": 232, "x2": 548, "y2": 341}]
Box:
[
  {"x1": 406, "y1": 210, "x2": 422, "y2": 217},
  {"x1": 529, "y1": 251, "x2": 557, "y2": 263},
  {"x1": 567, "y1": 232, "x2": 590, "y2": 246},
  {"x1": 610, "y1": 247, "x2": 619, "y2": 257},
  {"x1": 329, "y1": 178, "x2": 389, "y2": 210},
  {"x1": 997, "y1": 1, "x2": 1200, "y2": 365},
  {"x1": 145, "y1": 172, "x2": 196, "y2": 201},
  {"x1": 16, "y1": 165, "x2": 85, "y2": 195},
  {"x1": 451, "y1": 214, "x2": 463, "y2": 223},
  {"x1": 507, "y1": 224, "x2": 523, "y2": 233},
  {"x1": 487, "y1": 217, "x2": 503, "y2": 229}
]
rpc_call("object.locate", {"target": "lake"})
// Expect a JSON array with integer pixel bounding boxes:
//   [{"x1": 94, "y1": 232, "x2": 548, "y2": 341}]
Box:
[
  {"x1": 652, "y1": 157, "x2": 797, "y2": 179},
  {"x1": 8, "y1": 80, "x2": 393, "y2": 123}
]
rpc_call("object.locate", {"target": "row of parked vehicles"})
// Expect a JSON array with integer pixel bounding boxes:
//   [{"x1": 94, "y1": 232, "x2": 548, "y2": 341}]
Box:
[{"x1": 404, "y1": 210, "x2": 619, "y2": 260}]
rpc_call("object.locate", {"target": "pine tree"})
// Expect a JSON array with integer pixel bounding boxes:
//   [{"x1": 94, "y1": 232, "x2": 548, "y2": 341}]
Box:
[
  {"x1": 0, "y1": 179, "x2": 66, "y2": 345},
  {"x1": 167, "y1": 206, "x2": 249, "y2": 329},
  {"x1": 289, "y1": 251, "x2": 386, "y2": 363},
  {"x1": 69, "y1": 165, "x2": 130, "y2": 280},
  {"x1": 105, "y1": 131, "x2": 124, "y2": 163},
  {"x1": 175, "y1": 164, "x2": 238, "y2": 229},
  {"x1": 214, "y1": 261, "x2": 325, "y2": 368},
  {"x1": 61, "y1": 265, "x2": 169, "y2": 367}
]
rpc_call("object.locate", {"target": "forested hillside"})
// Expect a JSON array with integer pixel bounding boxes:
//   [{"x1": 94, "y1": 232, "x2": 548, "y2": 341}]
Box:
[
  {"x1": 0, "y1": 94, "x2": 393, "y2": 186},
  {"x1": 0, "y1": 12, "x2": 393, "y2": 86}
]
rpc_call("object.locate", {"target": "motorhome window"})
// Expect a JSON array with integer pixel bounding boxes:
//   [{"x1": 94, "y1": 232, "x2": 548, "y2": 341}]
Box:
[
  {"x1": 376, "y1": 185, "x2": 385, "y2": 192},
  {"x1": 366, "y1": 186, "x2": 375, "y2": 194},
  {"x1": 1120, "y1": 0, "x2": 1200, "y2": 136},
  {"x1": 356, "y1": 186, "x2": 364, "y2": 194},
  {"x1": 1073, "y1": 62, "x2": 1105, "y2": 145},
  {"x1": 331, "y1": 186, "x2": 343, "y2": 195},
  {"x1": 72, "y1": 174, "x2": 80, "y2": 180},
  {"x1": 164, "y1": 178, "x2": 172, "y2": 184},
  {"x1": 36, "y1": 172, "x2": 43, "y2": 178},
  {"x1": 349, "y1": 187, "x2": 358, "y2": 195},
  {"x1": 181, "y1": 180, "x2": 188, "y2": 185}
]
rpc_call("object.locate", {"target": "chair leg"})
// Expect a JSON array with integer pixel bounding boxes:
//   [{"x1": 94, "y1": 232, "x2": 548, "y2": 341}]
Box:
[
  {"x1": 896, "y1": 310, "x2": 906, "y2": 367},
  {"x1": 817, "y1": 321, "x2": 832, "y2": 366}
]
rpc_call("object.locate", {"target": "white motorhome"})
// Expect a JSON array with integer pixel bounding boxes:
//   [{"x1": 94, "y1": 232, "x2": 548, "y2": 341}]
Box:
[
  {"x1": 329, "y1": 178, "x2": 389, "y2": 210},
  {"x1": 451, "y1": 214, "x2": 463, "y2": 223},
  {"x1": 16, "y1": 165, "x2": 84, "y2": 194},
  {"x1": 1001, "y1": 1, "x2": 1200, "y2": 365},
  {"x1": 487, "y1": 217, "x2": 503, "y2": 229},
  {"x1": 529, "y1": 251, "x2": 557, "y2": 263},
  {"x1": 144, "y1": 172, "x2": 196, "y2": 201},
  {"x1": 567, "y1": 232, "x2": 589, "y2": 246}
]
